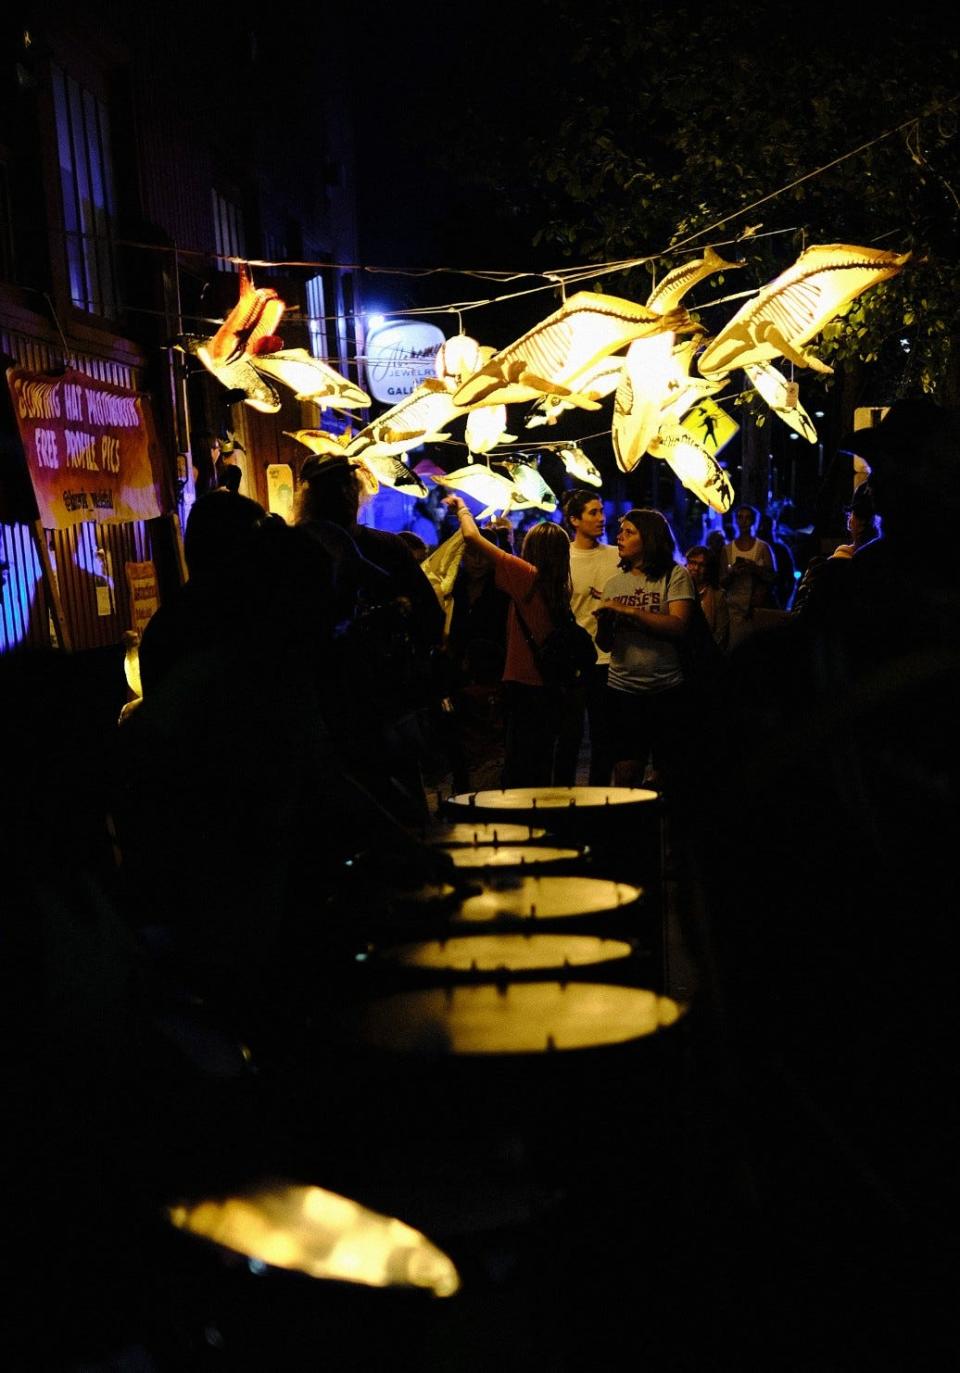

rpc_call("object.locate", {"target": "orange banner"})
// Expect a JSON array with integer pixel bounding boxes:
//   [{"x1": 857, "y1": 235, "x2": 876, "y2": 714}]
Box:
[{"x1": 6, "y1": 366, "x2": 168, "y2": 529}]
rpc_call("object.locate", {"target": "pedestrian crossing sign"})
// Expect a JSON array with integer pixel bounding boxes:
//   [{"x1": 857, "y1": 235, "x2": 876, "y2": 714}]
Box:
[{"x1": 680, "y1": 400, "x2": 738, "y2": 455}]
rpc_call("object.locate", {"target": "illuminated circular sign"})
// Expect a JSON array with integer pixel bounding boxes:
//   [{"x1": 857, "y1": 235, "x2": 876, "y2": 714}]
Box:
[{"x1": 365, "y1": 320, "x2": 445, "y2": 404}]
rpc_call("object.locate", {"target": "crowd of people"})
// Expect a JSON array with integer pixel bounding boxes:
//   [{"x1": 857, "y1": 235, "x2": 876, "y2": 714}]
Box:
[{"x1": 5, "y1": 397, "x2": 959, "y2": 1366}]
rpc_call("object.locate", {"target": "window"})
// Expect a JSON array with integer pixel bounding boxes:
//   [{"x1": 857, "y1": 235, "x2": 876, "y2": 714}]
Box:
[
  {"x1": 212, "y1": 189, "x2": 246, "y2": 273},
  {"x1": 305, "y1": 270, "x2": 340, "y2": 364},
  {"x1": 51, "y1": 64, "x2": 117, "y2": 317}
]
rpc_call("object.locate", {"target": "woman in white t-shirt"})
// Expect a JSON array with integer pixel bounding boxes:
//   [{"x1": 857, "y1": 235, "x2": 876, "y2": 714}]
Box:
[
  {"x1": 554, "y1": 490, "x2": 622, "y2": 784},
  {"x1": 594, "y1": 508, "x2": 695, "y2": 795}
]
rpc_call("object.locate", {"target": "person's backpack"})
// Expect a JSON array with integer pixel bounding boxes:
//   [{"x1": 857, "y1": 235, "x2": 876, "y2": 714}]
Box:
[{"x1": 516, "y1": 605, "x2": 597, "y2": 691}]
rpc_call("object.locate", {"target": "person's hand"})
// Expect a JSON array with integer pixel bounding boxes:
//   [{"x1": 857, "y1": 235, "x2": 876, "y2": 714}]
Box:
[{"x1": 442, "y1": 494, "x2": 465, "y2": 514}]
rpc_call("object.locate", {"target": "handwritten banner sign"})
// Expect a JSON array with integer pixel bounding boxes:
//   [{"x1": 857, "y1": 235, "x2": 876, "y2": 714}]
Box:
[{"x1": 6, "y1": 366, "x2": 167, "y2": 529}]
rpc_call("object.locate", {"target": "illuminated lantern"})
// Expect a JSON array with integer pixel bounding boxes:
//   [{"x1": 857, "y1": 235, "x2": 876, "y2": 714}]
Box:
[
  {"x1": 645, "y1": 245, "x2": 743, "y2": 312},
  {"x1": 207, "y1": 267, "x2": 286, "y2": 366},
  {"x1": 431, "y1": 463, "x2": 522, "y2": 519},
  {"x1": 611, "y1": 333, "x2": 677, "y2": 472},
  {"x1": 454, "y1": 291, "x2": 695, "y2": 410},
  {"x1": 435, "y1": 334, "x2": 483, "y2": 383},
  {"x1": 168, "y1": 1180, "x2": 460, "y2": 1297},
  {"x1": 251, "y1": 348, "x2": 370, "y2": 408},
  {"x1": 187, "y1": 340, "x2": 281, "y2": 412},
  {"x1": 495, "y1": 456, "x2": 558, "y2": 512},
  {"x1": 556, "y1": 444, "x2": 602, "y2": 487},
  {"x1": 743, "y1": 361, "x2": 818, "y2": 443},
  {"x1": 465, "y1": 405, "x2": 514, "y2": 454},
  {"x1": 649, "y1": 422, "x2": 735, "y2": 513},
  {"x1": 658, "y1": 337, "x2": 727, "y2": 424},
  {"x1": 285, "y1": 428, "x2": 354, "y2": 457},
  {"x1": 526, "y1": 355, "x2": 623, "y2": 428},
  {"x1": 347, "y1": 379, "x2": 463, "y2": 459},
  {"x1": 361, "y1": 454, "x2": 429, "y2": 497},
  {"x1": 697, "y1": 243, "x2": 910, "y2": 378}
]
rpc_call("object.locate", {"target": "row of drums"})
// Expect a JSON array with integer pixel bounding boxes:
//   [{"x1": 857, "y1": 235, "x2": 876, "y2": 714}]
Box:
[
  {"x1": 167, "y1": 787, "x2": 694, "y2": 1363},
  {"x1": 325, "y1": 787, "x2": 689, "y2": 1230}
]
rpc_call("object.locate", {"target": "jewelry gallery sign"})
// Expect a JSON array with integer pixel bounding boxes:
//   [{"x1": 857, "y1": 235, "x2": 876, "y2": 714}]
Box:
[{"x1": 5, "y1": 366, "x2": 166, "y2": 529}]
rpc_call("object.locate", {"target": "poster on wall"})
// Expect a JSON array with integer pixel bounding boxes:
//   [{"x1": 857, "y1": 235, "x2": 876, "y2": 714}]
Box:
[
  {"x1": 125, "y1": 560, "x2": 160, "y2": 635},
  {"x1": 5, "y1": 366, "x2": 168, "y2": 529},
  {"x1": 266, "y1": 464, "x2": 294, "y2": 523}
]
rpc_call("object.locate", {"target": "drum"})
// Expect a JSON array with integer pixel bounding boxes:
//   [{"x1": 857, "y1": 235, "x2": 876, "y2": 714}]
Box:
[
  {"x1": 447, "y1": 873, "x2": 644, "y2": 938},
  {"x1": 441, "y1": 786, "x2": 661, "y2": 883},
  {"x1": 356, "y1": 982, "x2": 683, "y2": 1056},
  {"x1": 371, "y1": 932, "x2": 635, "y2": 985},
  {"x1": 438, "y1": 843, "x2": 583, "y2": 875},
  {"x1": 425, "y1": 820, "x2": 550, "y2": 847}
]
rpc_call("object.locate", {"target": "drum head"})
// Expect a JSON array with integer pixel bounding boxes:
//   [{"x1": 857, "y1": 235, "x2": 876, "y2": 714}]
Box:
[
  {"x1": 426, "y1": 821, "x2": 548, "y2": 847},
  {"x1": 441, "y1": 845, "x2": 580, "y2": 871},
  {"x1": 445, "y1": 786, "x2": 658, "y2": 814},
  {"x1": 357, "y1": 983, "x2": 684, "y2": 1055},
  {"x1": 376, "y1": 933, "x2": 633, "y2": 974},
  {"x1": 450, "y1": 875, "x2": 642, "y2": 924}
]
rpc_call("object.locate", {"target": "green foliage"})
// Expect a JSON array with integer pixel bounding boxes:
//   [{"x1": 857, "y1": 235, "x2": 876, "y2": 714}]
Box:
[{"x1": 486, "y1": 1, "x2": 960, "y2": 399}]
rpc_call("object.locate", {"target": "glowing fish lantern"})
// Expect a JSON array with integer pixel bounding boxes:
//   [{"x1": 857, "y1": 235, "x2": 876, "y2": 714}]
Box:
[
  {"x1": 648, "y1": 423, "x2": 735, "y2": 513},
  {"x1": 525, "y1": 356, "x2": 624, "y2": 428},
  {"x1": 359, "y1": 454, "x2": 429, "y2": 498},
  {"x1": 347, "y1": 379, "x2": 463, "y2": 459},
  {"x1": 454, "y1": 291, "x2": 694, "y2": 410},
  {"x1": 495, "y1": 457, "x2": 558, "y2": 512},
  {"x1": 168, "y1": 1179, "x2": 460, "y2": 1297},
  {"x1": 431, "y1": 463, "x2": 522, "y2": 520},
  {"x1": 556, "y1": 444, "x2": 602, "y2": 488},
  {"x1": 182, "y1": 336, "x2": 281, "y2": 413},
  {"x1": 697, "y1": 243, "x2": 910, "y2": 378},
  {"x1": 612, "y1": 333, "x2": 678, "y2": 473},
  {"x1": 743, "y1": 362, "x2": 818, "y2": 443},
  {"x1": 206, "y1": 267, "x2": 286, "y2": 366},
  {"x1": 658, "y1": 338, "x2": 728, "y2": 424},
  {"x1": 645, "y1": 245, "x2": 743, "y2": 312},
  {"x1": 285, "y1": 428, "x2": 354, "y2": 458},
  {"x1": 465, "y1": 405, "x2": 515, "y2": 455},
  {"x1": 251, "y1": 349, "x2": 370, "y2": 408}
]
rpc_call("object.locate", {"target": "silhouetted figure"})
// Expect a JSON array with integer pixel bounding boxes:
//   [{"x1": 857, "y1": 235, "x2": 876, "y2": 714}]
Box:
[
  {"x1": 698, "y1": 399, "x2": 960, "y2": 1367},
  {"x1": 445, "y1": 495, "x2": 573, "y2": 786},
  {"x1": 555, "y1": 489, "x2": 621, "y2": 784}
]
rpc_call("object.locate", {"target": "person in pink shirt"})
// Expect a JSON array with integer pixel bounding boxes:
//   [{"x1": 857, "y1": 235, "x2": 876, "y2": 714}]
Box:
[{"x1": 444, "y1": 495, "x2": 572, "y2": 785}]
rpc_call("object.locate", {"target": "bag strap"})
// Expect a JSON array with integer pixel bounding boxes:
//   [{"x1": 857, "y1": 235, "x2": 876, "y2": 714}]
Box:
[{"x1": 513, "y1": 599, "x2": 542, "y2": 659}]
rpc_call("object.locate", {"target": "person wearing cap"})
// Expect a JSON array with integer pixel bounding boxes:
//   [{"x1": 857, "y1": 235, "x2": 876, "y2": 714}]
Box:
[{"x1": 830, "y1": 485, "x2": 879, "y2": 560}]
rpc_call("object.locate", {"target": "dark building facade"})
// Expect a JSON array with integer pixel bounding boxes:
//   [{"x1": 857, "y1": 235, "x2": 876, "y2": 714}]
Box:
[{"x1": 1, "y1": 7, "x2": 364, "y2": 653}]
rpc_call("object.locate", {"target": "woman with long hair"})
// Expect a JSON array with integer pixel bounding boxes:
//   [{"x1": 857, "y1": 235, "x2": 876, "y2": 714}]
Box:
[
  {"x1": 444, "y1": 495, "x2": 572, "y2": 785},
  {"x1": 595, "y1": 508, "x2": 695, "y2": 794}
]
